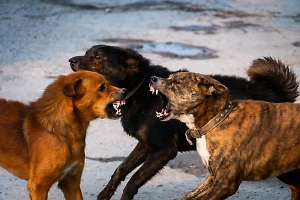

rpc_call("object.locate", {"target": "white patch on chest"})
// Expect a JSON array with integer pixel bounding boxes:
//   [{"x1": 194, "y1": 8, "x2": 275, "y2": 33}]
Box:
[
  {"x1": 196, "y1": 136, "x2": 210, "y2": 167},
  {"x1": 178, "y1": 114, "x2": 210, "y2": 168},
  {"x1": 177, "y1": 114, "x2": 196, "y2": 129}
]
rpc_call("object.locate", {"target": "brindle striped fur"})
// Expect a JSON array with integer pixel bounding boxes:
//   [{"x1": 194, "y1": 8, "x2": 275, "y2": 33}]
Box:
[{"x1": 151, "y1": 71, "x2": 300, "y2": 200}]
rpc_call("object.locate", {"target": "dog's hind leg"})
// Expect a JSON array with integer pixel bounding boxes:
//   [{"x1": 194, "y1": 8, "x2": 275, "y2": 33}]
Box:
[
  {"x1": 58, "y1": 167, "x2": 84, "y2": 200},
  {"x1": 277, "y1": 169, "x2": 300, "y2": 200},
  {"x1": 97, "y1": 142, "x2": 149, "y2": 200},
  {"x1": 120, "y1": 147, "x2": 178, "y2": 200}
]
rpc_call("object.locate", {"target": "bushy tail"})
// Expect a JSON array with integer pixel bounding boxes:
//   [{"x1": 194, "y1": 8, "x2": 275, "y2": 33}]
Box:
[{"x1": 247, "y1": 57, "x2": 299, "y2": 102}]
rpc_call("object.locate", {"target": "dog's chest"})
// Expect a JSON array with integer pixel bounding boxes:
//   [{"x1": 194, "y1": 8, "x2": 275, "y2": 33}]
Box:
[
  {"x1": 196, "y1": 137, "x2": 210, "y2": 167},
  {"x1": 178, "y1": 114, "x2": 211, "y2": 167}
]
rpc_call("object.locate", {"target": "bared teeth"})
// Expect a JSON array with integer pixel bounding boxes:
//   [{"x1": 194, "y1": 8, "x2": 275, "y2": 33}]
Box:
[
  {"x1": 149, "y1": 86, "x2": 154, "y2": 94},
  {"x1": 116, "y1": 109, "x2": 121, "y2": 115},
  {"x1": 149, "y1": 86, "x2": 159, "y2": 95},
  {"x1": 113, "y1": 103, "x2": 118, "y2": 111},
  {"x1": 156, "y1": 111, "x2": 163, "y2": 118},
  {"x1": 156, "y1": 109, "x2": 169, "y2": 118},
  {"x1": 113, "y1": 100, "x2": 126, "y2": 115}
]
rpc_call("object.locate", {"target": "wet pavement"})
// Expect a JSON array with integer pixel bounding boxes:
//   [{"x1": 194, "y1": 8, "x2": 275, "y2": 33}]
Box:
[
  {"x1": 3, "y1": 0, "x2": 299, "y2": 64},
  {"x1": 0, "y1": 0, "x2": 300, "y2": 199}
]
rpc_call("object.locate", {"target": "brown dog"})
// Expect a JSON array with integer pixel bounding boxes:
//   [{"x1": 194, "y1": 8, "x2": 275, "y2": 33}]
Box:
[
  {"x1": 149, "y1": 71, "x2": 300, "y2": 200},
  {"x1": 0, "y1": 71, "x2": 127, "y2": 200}
]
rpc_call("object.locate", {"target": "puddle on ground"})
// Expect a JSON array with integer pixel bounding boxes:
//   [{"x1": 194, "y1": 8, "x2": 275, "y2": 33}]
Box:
[
  {"x1": 43, "y1": 0, "x2": 206, "y2": 12},
  {"x1": 102, "y1": 39, "x2": 217, "y2": 59},
  {"x1": 223, "y1": 20, "x2": 260, "y2": 29},
  {"x1": 214, "y1": 10, "x2": 261, "y2": 18},
  {"x1": 170, "y1": 25, "x2": 218, "y2": 34},
  {"x1": 170, "y1": 21, "x2": 260, "y2": 34},
  {"x1": 292, "y1": 41, "x2": 300, "y2": 47},
  {"x1": 86, "y1": 156, "x2": 125, "y2": 162}
]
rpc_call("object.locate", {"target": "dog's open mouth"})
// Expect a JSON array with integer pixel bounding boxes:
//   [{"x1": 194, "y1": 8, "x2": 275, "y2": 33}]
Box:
[
  {"x1": 149, "y1": 85, "x2": 171, "y2": 120},
  {"x1": 112, "y1": 100, "x2": 126, "y2": 116}
]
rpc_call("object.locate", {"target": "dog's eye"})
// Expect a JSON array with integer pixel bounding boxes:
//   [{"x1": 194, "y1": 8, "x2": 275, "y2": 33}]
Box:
[
  {"x1": 98, "y1": 84, "x2": 106, "y2": 92},
  {"x1": 94, "y1": 55, "x2": 101, "y2": 59},
  {"x1": 173, "y1": 80, "x2": 180, "y2": 85}
]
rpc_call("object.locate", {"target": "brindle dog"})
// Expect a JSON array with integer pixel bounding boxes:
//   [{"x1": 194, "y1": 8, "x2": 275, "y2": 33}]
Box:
[
  {"x1": 149, "y1": 70, "x2": 300, "y2": 200},
  {"x1": 69, "y1": 45, "x2": 300, "y2": 200}
]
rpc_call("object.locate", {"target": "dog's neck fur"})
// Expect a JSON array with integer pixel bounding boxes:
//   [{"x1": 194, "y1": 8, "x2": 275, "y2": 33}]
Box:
[
  {"x1": 32, "y1": 82, "x2": 90, "y2": 139},
  {"x1": 194, "y1": 92, "x2": 230, "y2": 130}
]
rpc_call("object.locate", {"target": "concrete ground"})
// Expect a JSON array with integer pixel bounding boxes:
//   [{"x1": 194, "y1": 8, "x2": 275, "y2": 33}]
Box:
[{"x1": 0, "y1": 0, "x2": 299, "y2": 199}]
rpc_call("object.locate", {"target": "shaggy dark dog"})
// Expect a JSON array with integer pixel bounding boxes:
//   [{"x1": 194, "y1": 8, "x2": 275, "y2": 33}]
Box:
[{"x1": 69, "y1": 45, "x2": 300, "y2": 200}]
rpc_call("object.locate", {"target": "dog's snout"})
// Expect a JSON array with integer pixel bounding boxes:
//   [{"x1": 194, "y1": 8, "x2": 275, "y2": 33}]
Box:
[
  {"x1": 150, "y1": 76, "x2": 158, "y2": 83},
  {"x1": 120, "y1": 88, "x2": 128, "y2": 96},
  {"x1": 69, "y1": 57, "x2": 78, "y2": 64},
  {"x1": 69, "y1": 57, "x2": 81, "y2": 71}
]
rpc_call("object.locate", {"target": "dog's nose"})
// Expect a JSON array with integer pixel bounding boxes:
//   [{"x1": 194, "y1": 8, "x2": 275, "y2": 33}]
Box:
[
  {"x1": 120, "y1": 88, "x2": 128, "y2": 96},
  {"x1": 150, "y1": 76, "x2": 158, "y2": 83},
  {"x1": 69, "y1": 57, "x2": 78, "y2": 64}
]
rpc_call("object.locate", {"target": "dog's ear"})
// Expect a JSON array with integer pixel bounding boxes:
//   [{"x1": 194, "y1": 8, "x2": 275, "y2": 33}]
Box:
[
  {"x1": 62, "y1": 78, "x2": 85, "y2": 97},
  {"x1": 198, "y1": 75, "x2": 227, "y2": 96},
  {"x1": 126, "y1": 57, "x2": 141, "y2": 69},
  {"x1": 124, "y1": 48, "x2": 144, "y2": 69},
  {"x1": 203, "y1": 83, "x2": 227, "y2": 95}
]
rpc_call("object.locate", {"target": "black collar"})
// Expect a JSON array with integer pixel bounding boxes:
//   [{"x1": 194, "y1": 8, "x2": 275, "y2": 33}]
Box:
[{"x1": 124, "y1": 72, "x2": 148, "y2": 100}]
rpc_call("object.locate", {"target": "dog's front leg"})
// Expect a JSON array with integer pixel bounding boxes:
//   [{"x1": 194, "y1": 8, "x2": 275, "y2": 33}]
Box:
[
  {"x1": 181, "y1": 175, "x2": 214, "y2": 200},
  {"x1": 27, "y1": 177, "x2": 53, "y2": 200},
  {"x1": 120, "y1": 147, "x2": 178, "y2": 200},
  {"x1": 191, "y1": 169, "x2": 241, "y2": 200},
  {"x1": 97, "y1": 142, "x2": 149, "y2": 200}
]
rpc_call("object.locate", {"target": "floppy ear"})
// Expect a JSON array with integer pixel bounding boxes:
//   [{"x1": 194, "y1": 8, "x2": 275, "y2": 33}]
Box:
[
  {"x1": 62, "y1": 79, "x2": 84, "y2": 97},
  {"x1": 198, "y1": 75, "x2": 227, "y2": 96},
  {"x1": 204, "y1": 83, "x2": 227, "y2": 95},
  {"x1": 126, "y1": 57, "x2": 140, "y2": 69},
  {"x1": 124, "y1": 49, "x2": 144, "y2": 69}
]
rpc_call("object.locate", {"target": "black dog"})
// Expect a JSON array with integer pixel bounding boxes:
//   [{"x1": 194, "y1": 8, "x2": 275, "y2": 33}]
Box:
[{"x1": 69, "y1": 45, "x2": 300, "y2": 200}]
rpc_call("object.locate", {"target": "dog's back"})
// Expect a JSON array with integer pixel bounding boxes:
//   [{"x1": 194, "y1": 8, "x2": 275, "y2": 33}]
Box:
[
  {"x1": 218, "y1": 100, "x2": 300, "y2": 180},
  {"x1": 0, "y1": 99, "x2": 29, "y2": 179}
]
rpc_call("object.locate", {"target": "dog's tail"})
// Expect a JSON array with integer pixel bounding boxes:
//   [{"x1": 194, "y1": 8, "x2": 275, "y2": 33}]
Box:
[{"x1": 247, "y1": 57, "x2": 299, "y2": 102}]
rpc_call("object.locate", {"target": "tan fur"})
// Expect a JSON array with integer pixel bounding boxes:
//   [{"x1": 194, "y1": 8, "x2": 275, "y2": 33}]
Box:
[
  {"x1": 150, "y1": 71, "x2": 300, "y2": 200},
  {"x1": 0, "y1": 71, "x2": 126, "y2": 200}
]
